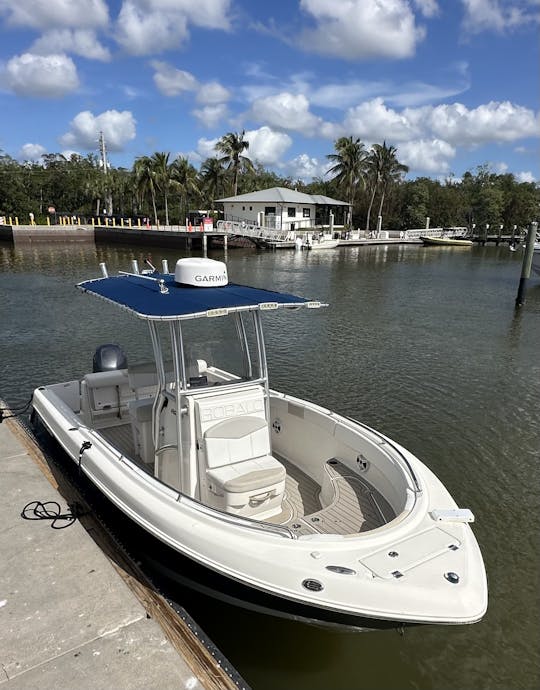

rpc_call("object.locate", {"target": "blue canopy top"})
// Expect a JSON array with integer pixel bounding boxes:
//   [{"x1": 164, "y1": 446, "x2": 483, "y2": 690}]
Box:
[{"x1": 78, "y1": 272, "x2": 322, "y2": 320}]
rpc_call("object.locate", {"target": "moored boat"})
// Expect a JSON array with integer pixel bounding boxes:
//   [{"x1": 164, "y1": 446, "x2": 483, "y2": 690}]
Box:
[
  {"x1": 31, "y1": 257, "x2": 487, "y2": 630},
  {"x1": 301, "y1": 232, "x2": 339, "y2": 250},
  {"x1": 420, "y1": 236, "x2": 473, "y2": 247}
]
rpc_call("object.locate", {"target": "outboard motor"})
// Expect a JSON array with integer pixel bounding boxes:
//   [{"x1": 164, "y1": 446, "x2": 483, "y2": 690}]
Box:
[{"x1": 92, "y1": 344, "x2": 128, "y2": 373}]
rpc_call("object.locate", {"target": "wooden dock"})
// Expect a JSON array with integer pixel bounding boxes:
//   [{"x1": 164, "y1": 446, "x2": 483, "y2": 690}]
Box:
[{"x1": 0, "y1": 401, "x2": 247, "y2": 689}]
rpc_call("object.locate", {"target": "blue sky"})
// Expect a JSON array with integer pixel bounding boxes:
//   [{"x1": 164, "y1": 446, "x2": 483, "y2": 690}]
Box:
[{"x1": 0, "y1": 0, "x2": 538, "y2": 182}]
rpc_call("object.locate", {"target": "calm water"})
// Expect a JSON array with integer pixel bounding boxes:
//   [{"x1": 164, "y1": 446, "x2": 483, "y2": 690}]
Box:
[{"x1": 1, "y1": 241, "x2": 539, "y2": 690}]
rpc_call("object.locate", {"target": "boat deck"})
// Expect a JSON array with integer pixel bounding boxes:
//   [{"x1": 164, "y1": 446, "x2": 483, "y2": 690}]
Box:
[
  {"x1": 99, "y1": 424, "x2": 395, "y2": 536},
  {"x1": 269, "y1": 457, "x2": 395, "y2": 535}
]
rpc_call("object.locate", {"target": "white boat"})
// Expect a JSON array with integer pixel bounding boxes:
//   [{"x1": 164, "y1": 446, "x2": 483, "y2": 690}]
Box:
[
  {"x1": 301, "y1": 232, "x2": 340, "y2": 250},
  {"x1": 31, "y1": 257, "x2": 487, "y2": 630},
  {"x1": 420, "y1": 236, "x2": 473, "y2": 247}
]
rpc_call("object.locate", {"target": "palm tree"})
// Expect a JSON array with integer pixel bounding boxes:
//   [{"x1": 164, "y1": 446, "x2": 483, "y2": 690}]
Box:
[
  {"x1": 150, "y1": 152, "x2": 173, "y2": 225},
  {"x1": 200, "y1": 157, "x2": 225, "y2": 212},
  {"x1": 365, "y1": 142, "x2": 408, "y2": 233},
  {"x1": 215, "y1": 130, "x2": 254, "y2": 196},
  {"x1": 170, "y1": 157, "x2": 200, "y2": 225},
  {"x1": 326, "y1": 136, "x2": 367, "y2": 210},
  {"x1": 108, "y1": 167, "x2": 132, "y2": 218},
  {"x1": 133, "y1": 156, "x2": 158, "y2": 224},
  {"x1": 83, "y1": 158, "x2": 107, "y2": 216}
]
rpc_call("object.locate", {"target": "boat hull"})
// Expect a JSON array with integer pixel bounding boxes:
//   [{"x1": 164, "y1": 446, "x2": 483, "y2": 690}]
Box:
[
  {"x1": 420, "y1": 236, "x2": 473, "y2": 247},
  {"x1": 31, "y1": 384, "x2": 488, "y2": 631},
  {"x1": 302, "y1": 239, "x2": 340, "y2": 250}
]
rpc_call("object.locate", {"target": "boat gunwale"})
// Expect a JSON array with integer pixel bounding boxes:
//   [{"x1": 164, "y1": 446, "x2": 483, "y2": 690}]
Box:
[{"x1": 32, "y1": 383, "x2": 421, "y2": 543}]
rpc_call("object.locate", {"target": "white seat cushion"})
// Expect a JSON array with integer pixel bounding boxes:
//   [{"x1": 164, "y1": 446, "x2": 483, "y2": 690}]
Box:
[
  {"x1": 84, "y1": 369, "x2": 129, "y2": 410},
  {"x1": 204, "y1": 416, "x2": 271, "y2": 469},
  {"x1": 207, "y1": 455, "x2": 286, "y2": 494}
]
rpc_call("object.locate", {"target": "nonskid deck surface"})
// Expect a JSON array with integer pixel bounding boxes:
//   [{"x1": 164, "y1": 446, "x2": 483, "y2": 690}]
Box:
[
  {"x1": 100, "y1": 423, "x2": 140, "y2": 463},
  {"x1": 269, "y1": 457, "x2": 395, "y2": 536},
  {"x1": 98, "y1": 424, "x2": 395, "y2": 536}
]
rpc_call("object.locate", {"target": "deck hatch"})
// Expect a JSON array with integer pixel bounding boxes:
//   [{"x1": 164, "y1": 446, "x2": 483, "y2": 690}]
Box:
[{"x1": 360, "y1": 527, "x2": 461, "y2": 578}]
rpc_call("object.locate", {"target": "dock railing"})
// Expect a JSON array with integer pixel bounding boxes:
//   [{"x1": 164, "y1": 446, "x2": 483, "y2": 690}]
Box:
[
  {"x1": 404, "y1": 227, "x2": 469, "y2": 240},
  {"x1": 217, "y1": 219, "x2": 294, "y2": 244}
]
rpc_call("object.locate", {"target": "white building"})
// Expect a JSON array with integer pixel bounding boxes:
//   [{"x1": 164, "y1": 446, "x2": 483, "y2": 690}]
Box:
[{"x1": 217, "y1": 187, "x2": 350, "y2": 232}]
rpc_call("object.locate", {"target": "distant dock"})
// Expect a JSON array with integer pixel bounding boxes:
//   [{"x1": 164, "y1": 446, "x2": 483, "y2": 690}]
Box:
[
  {"x1": 0, "y1": 224, "x2": 421, "y2": 250},
  {"x1": 0, "y1": 223, "x2": 522, "y2": 251},
  {"x1": 0, "y1": 401, "x2": 247, "y2": 689}
]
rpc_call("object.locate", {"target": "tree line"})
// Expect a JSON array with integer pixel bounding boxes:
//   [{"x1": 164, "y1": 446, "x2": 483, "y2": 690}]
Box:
[{"x1": 0, "y1": 131, "x2": 538, "y2": 231}]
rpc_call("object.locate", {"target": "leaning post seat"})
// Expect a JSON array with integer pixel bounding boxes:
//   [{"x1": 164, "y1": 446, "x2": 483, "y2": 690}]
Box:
[
  {"x1": 203, "y1": 415, "x2": 286, "y2": 520},
  {"x1": 80, "y1": 369, "x2": 130, "y2": 428}
]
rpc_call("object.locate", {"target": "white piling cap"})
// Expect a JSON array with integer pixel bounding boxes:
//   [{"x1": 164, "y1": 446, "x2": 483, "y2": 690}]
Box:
[{"x1": 174, "y1": 257, "x2": 228, "y2": 287}]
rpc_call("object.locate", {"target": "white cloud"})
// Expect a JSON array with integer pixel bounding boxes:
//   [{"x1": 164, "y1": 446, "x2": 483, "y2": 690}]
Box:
[
  {"x1": 29, "y1": 29, "x2": 111, "y2": 61},
  {"x1": 310, "y1": 81, "x2": 389, "y2": 109},
  {"x1": 192, "y1": 104, "x2": 228, "y2": 128},
  {"x1": 319, "y1": 120, "x2": 344, "y2": 140},
  {"x1": 285, "y1": 153, "x2": 326, "y2": 181},
  {"x1": 60, "y1": 110, "x2": 136, "y2": 151},
  {"x1": 122, "y1": 85, "x2": 142, "y2": 99},
  {"x1": 516, "y1": 171, "x2": 536, "y2": 182},
  {"x1": 115, "y1": 0, "x2": 232, "y2": 56},
  {"x1": 398, "y1": 138, "x2": 456, "y2": 173},
  {"x1": 387, "y1": 79, "x2": 471, "y2": 107},
  {"x1": 240, "y1": 66, "x2": 470, "y2": 113},
  {"x1": 0, "y1": 0, "x2": 109, "y2": 29},
  {"x1": 460, "y1": 0, "x2": 540, "y2": 34},
  {"x1": 250, "y1": 92, "x2": 322, "y2": 135},
  {"x1": 149, "y1": 0, "x2": 232, "y2": 29},
  {"x1": 298, "y1": 0, "x2": 425, "y2": 60},
  {"x1": 196, "y1": 137, "x2": 220, "y2": 160},
  {"x1": 196, "y1": 81, "x2": 230, "y2": 105},
  {"x1": 61, "y1": 149, "x2": 80, "y2": 160},
  {"x1": 116, "y1": 2, "x2": 188, "y2": 55},
  {"x1": 309, "y1": 77, "x2": 469, "y2": 109},
  {"x1": 151, "y1": 61, "x2": 198, "y2": 96},
  {"x1": 413, "y1": 0, "x2": 439, "y2": 17},
  {"x1": 407, "y1": 101, "x2": 540, "y2": 145},
  {"x1": 18, "y1": 142, "x2": 46, "y2": 160},
  {"x1": 4, "y1": 53, "x2": 79, "y2": 97},
  {"x1": 244, "y1": 126, "x2": 292, "y2": 166},
  {"x1": 315, "y1": 98, "x2": 540, "y2": 153},
  {"x1": 344, "y1": 98, "x2": 416, "y2": 142}
]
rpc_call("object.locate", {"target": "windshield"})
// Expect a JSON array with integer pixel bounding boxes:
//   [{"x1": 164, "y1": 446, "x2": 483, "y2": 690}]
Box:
[{"x1": 154, "y1": 311, "x2": 263, "y2": 389}]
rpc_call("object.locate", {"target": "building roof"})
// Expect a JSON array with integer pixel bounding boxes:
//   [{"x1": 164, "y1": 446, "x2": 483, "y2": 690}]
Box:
[
  {"x1": 78, "y1": 273, "x2": 322, "y2": 320},
  {"x1": 217, "y1": 187, "x2": 349, "y2": 206}
]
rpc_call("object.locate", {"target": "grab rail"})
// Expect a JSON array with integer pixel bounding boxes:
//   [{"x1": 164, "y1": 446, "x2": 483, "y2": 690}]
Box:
[
  {"x1": 176, "y1": 493, "x2": 297, "y2": 540},
  {"x1": 155, "y1": 443, "x2": 177, "y2": 456}
]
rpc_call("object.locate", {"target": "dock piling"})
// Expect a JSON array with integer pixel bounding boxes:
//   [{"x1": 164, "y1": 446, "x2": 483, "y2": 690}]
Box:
[{"x1": 515, "y1": 221, "x2": 538, "y2": 308}]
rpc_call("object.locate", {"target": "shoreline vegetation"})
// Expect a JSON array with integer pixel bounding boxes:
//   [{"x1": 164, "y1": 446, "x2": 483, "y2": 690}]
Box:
[{"x1": 1, "y1": 132, "x2": 538, "y2": 234}]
